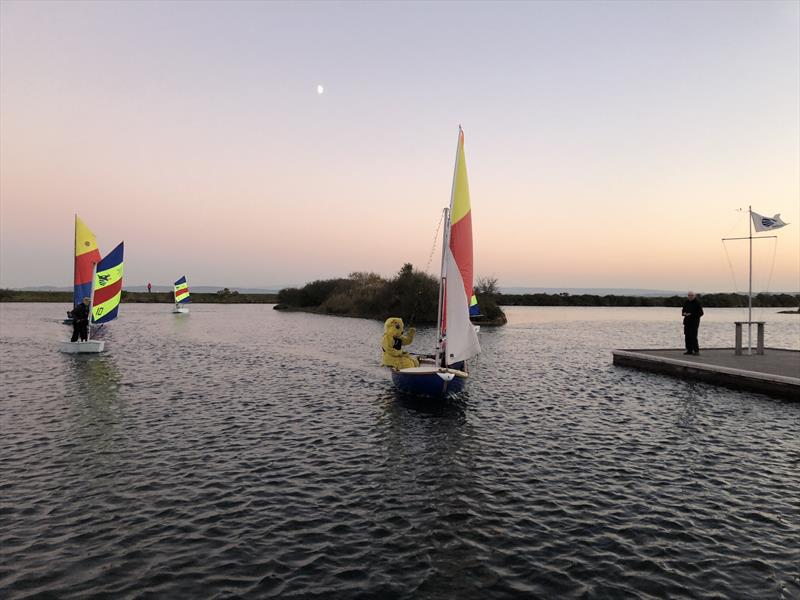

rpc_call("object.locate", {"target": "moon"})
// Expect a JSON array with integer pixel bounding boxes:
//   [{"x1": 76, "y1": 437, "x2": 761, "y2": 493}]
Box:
[{"x1": 317, "y1": 84, "x2": 324, "y2": 95}]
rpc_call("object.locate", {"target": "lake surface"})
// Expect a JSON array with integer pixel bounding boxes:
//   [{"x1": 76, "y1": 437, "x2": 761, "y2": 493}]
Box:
[{"x1": 1, "y1": 304, "x2": 798, "y2": 599}]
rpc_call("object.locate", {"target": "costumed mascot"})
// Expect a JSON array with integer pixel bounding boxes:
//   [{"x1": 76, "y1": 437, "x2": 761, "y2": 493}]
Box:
[{"x1": 381, "y1": 317, "x2": 419, "y2": 370}]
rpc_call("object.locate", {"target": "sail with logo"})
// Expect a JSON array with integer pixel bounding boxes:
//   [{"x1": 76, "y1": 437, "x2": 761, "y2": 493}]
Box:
[
  {"x1": 92, "y1": 242, "x2": 124, "y2": 325},
  {"x1": 173, "y1": 276, "x2": 190, "y2": 314}
]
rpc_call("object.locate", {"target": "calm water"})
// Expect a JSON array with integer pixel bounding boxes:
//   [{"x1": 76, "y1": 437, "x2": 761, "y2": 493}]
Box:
[{"x1": 1, "y1": 303, "x2": 798, "y2": 599}]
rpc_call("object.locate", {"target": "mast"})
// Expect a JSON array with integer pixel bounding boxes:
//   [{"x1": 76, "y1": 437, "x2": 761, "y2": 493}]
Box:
[
  {"x1": 87, "y1": 262, "x2": 97, "y2": 341},
  {"x1": 434, "y1": 207, "x2": 449, "y2": 366},
  {"x1": 435, "y1": 126, "x2": 463, "y2": 367},
  {"x1": 748, "y1": 205, "x2": 753, "y2": 355},
  {"x1": 73, "y1": 214, "x2": 77, "y2": 306}
]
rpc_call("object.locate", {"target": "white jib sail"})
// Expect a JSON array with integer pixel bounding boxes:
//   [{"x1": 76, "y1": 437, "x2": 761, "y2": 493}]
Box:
[{"x1": 444, "y1": 247, "x2": 481, "y2": 365}]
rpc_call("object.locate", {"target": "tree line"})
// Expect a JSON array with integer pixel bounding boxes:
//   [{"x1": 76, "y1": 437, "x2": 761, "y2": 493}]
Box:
[
  {"x1": 496, "y1": 292, "x2": 800, "y2": 308},
  {"x1": 276, "y1": 264, "x2": 506, "y2": 325}
]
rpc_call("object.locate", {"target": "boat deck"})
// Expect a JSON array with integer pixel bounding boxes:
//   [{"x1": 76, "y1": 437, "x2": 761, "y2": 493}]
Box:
[{"x1": 612, "y1": 347, "x2": 800, "y2": 400}]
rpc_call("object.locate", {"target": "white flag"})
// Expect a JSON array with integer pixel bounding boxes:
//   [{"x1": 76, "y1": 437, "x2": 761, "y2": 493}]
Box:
[{"x1": 751, "y1": 211, "x2": 788, "y2": 232}]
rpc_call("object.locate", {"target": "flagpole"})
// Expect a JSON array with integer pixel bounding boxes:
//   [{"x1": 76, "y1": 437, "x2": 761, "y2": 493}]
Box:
[{"x1": 748, "y1": 205, "x2": 753, "y2": 355}]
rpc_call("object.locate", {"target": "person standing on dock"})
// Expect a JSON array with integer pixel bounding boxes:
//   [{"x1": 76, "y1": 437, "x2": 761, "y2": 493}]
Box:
[
  {"x1": 147, "y1": 282, "x2": 152, "y2": 293},
  {"x1": 682, "y1": 291, "x2": 704, "y2": 355},
  {"x1": 70, "y1": 297, "x2": 91, "y2": 342}
]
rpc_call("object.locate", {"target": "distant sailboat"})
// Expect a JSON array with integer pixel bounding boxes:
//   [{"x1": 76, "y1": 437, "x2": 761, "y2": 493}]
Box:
[
  {"x1": 60, "y1": 241, "x2": 124, "y2": 353},
  {"x1": 173, "y1": 276, "x2": 190, "y2": 314},
  {"x1": 470, "y1": 292, "x2": 481, "y2": 333},
  {"x1": 389, "y1": 127, "x2": 481, "y2": 397}
]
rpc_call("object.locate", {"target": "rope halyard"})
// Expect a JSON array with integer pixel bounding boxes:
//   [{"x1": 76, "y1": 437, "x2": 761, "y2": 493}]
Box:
[
  {"x1": 408, "y1": 210, "x2": 447, "y2": 326},
  {"x1": 423, "y1": 210, "x2": 445, "y2": 276}
]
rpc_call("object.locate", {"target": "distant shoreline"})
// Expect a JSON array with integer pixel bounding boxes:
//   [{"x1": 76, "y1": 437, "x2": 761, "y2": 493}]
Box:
[
  {"x1": 0, "y1": 290, "x2": 279, "y2": 304},
  {"x1": 1, "y1": 289, "x2": 797, "y2": 310}
]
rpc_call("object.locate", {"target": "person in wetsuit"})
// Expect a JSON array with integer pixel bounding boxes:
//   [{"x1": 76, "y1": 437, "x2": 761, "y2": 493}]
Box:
[
  {"x1": 681, "y1": 291, "x2": 704, "y2": 355},
  {"x1": 71, "y1": 297, "x2": 91, "y2": 342}
]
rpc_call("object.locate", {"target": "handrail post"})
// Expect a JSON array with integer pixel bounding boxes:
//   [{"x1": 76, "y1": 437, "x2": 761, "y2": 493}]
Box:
[{"x1": 735, "y1": 322, "x2": 743, "y2": 356}]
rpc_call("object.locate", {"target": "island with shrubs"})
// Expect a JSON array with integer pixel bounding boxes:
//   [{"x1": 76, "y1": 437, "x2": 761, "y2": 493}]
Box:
[{"x1": 274, "y1": 264, "x2": 507, "y2": 326}]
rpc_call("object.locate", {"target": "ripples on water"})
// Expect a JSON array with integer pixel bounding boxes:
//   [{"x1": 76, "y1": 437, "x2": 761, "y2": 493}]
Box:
[{"x1": 1, "y1": 304, "x2": 798, "y2": 599}]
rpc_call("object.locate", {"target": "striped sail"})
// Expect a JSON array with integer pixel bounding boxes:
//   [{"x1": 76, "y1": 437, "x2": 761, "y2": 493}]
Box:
[
  {"x1": 91, "y1": 242, "x2": 124, "y2": 324},
  {"x1": 74, "y1": 216, "x2": 101, "y2": 306},
  {"x1": 443, "y1": 128, "x2": 480, "y2": 365},
  {"x1": 174, "y1": 276, "x2": 190, "y2": 304}
]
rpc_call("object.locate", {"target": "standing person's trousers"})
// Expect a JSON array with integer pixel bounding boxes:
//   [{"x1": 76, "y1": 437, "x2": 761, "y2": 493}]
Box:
[
  {"x1": 71, "y1": 321, "x2": 88, "y2": 342},
  {"x1": 684, "y1": 321, "x2": 700, "y2": 353}
]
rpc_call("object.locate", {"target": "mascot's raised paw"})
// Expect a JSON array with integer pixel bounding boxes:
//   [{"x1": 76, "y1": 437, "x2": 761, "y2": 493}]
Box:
[{"x1": 381, "y1": 317, "x2": 419, "y2": 370}]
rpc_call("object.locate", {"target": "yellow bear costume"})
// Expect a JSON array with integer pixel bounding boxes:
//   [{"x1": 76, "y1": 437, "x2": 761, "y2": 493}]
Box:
[{"x1": 381, "y1": 317, "x2": 419, "y2": 370}]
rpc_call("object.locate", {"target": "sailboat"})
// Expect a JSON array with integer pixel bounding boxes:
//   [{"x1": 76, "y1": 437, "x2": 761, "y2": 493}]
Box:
[
  {"x1": 59, "y1": 242, "x2": 124, "y2": 353},
  {"x1": 172, "y1": 276, "x2": 190, "y2": 314},
  {"x1": 390, "y1": 127, "x2": 481, "y2": 398}
]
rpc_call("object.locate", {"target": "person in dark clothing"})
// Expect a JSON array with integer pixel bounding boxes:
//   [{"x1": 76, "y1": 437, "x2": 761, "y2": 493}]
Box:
[
  {"x1": 682, "y1": 291, "x2": 704, "y2": 355},
  {"x1": 70, "y1": 297, "x2": 91, "y2": 342}
]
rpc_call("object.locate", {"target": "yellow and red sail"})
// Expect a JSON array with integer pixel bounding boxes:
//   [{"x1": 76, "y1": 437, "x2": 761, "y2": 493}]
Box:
[
  {"x1": 448, "y1": 128, "x2": 474, "y2": 304},
  {"x1": 74, "y1": 215, "x2": 101, "y2": 306}
]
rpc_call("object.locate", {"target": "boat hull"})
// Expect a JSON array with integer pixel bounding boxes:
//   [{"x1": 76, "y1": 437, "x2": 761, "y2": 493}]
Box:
[
  {"x1": 58, "y1": 340, "x2": 104, "y2": 353},
  {"x1": 390, "y1": 366, "x2": 468, "y2": 399}
]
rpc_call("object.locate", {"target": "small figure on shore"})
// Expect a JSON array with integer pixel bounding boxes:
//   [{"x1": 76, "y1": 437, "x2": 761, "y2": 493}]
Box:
[
  {"x1": 682, "y1": 291, "x2": 704, "y2": 355},
  {"x1": 147, "y1": 282, "x2": 152, "y2": 293},
  {"x1": 71, "y1": 297, "x2": 91, "y2": 342},
  {"x1": 381, "y1": 317, "x2": 419, "y2": 370}
]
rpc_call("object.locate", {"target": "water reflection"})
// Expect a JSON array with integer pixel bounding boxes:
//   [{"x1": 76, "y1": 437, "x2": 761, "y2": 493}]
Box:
[
  {"x1": 65, "y1": 353, "x2": 125, "y2": 455},
  {"x1": 377, "y1": 389, "x2": 488, "y2": 596}
]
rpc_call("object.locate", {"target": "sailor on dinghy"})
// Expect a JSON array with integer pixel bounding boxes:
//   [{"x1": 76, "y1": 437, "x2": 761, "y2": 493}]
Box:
[
  {"x1": 381, "y1": 317, "x2": 419, "y2": 370},
  {"x1": 70, "y1": 297, "x2": 91, "y2": 342}
]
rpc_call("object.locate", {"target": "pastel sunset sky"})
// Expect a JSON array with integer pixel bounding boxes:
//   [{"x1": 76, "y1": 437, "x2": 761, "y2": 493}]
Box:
[{"x1": 1, "y1": 0, "x2": 798, "y2": 292}]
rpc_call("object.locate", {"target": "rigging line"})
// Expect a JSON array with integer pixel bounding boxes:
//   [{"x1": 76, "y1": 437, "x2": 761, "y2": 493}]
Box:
[
  {"x1": 423, "y1": 210, "x2": 445, "y2": 276},
  {"x1": 721, "y1": 239, "x2": 747, "y2": 315},
  {"x1": 722, "y1": 208, "x2": 747, "y2": 238},
  {"x1": 749, "y1": 237, "x2": 779, "y2": 321},
  {"x1": 765, "y1": 237, "x2": 778, "y2": 294},
  {"x1": 409, "y1": 210, "x2": 446, "y2": 326}
]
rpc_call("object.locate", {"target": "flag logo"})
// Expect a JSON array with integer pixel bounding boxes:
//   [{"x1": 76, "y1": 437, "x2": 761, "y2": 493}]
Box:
[{"x1": 751, "y1": 211, "x2": 788, "y2": 232}]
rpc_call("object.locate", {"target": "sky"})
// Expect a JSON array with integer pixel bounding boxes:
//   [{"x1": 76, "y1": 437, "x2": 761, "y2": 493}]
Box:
[{"x1": 1, "y1": 0, "x2": 798, "y2": 293}]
